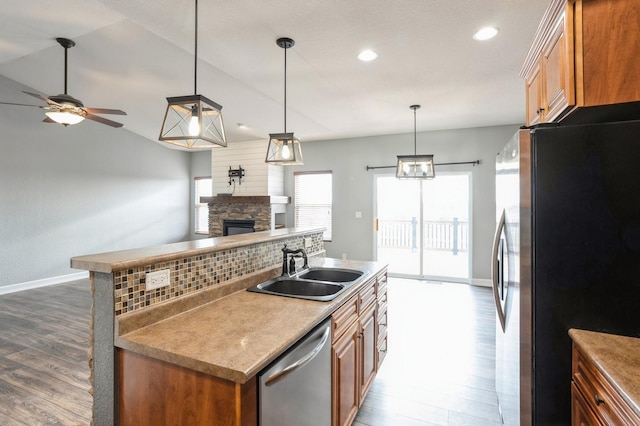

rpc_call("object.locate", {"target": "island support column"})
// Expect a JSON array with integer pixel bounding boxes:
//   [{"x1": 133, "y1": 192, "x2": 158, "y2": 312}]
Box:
[{"x1": 92, "y1": 272, "x2": 116, "y2": 425}]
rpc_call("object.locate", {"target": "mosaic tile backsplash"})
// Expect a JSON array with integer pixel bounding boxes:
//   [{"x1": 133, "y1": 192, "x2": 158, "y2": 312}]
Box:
[{"x1": 113, "y1": 233, "x2": 324, "y2": 316}]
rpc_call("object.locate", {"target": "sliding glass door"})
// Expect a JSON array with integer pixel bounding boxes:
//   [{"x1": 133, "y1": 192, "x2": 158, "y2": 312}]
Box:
[{"x1": 375, "y1": 172, "x2": 471, "y2": 281}]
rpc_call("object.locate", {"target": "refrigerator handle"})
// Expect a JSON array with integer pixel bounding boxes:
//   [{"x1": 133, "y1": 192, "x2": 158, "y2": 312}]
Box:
[{"x1": 491, "y1": 209, "x2": 507, "y2": 332}]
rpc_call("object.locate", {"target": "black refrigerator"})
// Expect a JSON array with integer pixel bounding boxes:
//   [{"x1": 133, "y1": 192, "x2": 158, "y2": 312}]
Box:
[{"x1": 492, "y1": 120, "x2": 640, "y2": 425}]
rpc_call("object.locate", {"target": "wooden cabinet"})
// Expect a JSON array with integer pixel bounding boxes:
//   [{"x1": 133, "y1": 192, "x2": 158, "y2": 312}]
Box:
[
  {"x1": 331, "y1": 293, "x2": 360, "y2": 426},
  {"x1": 571, "y1": 343, "x2": 640, "y2": 425},
  {"x1": 521, "y1": 0, "x2": 640, "y2": 126},
  {"x1": 118, "y1": 349, "x2": 257, "y2": 426},
  {"x1": 375, "y1": 270, "x2": 388, "y2": 370},
  {"x1": 331, "y1": 269, "x2": 387, "y2": 426}
]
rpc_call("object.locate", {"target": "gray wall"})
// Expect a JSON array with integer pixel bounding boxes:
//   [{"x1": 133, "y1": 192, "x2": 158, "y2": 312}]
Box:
[
  {"x1": 189, "y1": 150, "x2": 213, "y2": 240},
  {"x1": 0, "y1": 75, "x2": 194, "y2": 289},
  {"x1": 283, "y1": 124, "x2": 519, "y2": 281}
]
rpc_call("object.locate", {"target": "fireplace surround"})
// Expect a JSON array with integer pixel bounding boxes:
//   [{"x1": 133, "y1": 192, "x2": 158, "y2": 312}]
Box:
[{"x1": 201, "y1": 195, "x2": 290, "y2": 237}]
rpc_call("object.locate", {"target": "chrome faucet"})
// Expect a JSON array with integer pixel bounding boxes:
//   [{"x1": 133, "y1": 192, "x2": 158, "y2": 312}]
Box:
[{"x1": 281, "y1": 244, "x2": 309, "y2": 276}]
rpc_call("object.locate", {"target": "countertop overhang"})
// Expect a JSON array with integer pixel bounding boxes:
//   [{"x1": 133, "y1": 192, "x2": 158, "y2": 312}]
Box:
[{"x1": 70, "y1": 227, "x2": 322, "y2": 273}]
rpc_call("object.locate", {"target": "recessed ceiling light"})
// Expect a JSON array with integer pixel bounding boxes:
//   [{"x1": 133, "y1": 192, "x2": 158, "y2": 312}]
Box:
[
  {"x1": 473, "y1": 26, "x2": 499, "y2": 41},
  {"x1": 237, "y1": 123, "x2": 248, "y2": 129},
  {"x1": 358, "y1": 49, "x2": 378, "y2": 61}
]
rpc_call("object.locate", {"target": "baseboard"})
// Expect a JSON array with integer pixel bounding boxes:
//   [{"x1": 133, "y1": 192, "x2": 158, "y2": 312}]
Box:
[
  {"x1": 471, "y1": 278, "x2": 492, "y2": 288},
  {"x1": 0, "y1": 271, "x2": 90, "y2": 295}
]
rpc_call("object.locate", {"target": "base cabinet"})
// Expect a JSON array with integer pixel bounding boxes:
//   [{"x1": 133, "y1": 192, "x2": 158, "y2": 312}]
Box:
[
  {"x1": 331, "y1": 268, "x2": 388, "y2": 426},
  {"x1": 332, "y1": 320, "x2": 359, "y2": 426},
  {"x1": 118, "y1": 349, "x2": 257, "y2": 426},
  {"x1": 571, "y1": 343, "x2": 640, "y2": 425}
]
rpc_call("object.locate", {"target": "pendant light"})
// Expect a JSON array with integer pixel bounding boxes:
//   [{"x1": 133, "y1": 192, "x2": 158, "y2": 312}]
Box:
[
  {"x1": 265, "y1": 37, "x2": 303, "y2": 165},
  {"x1": 159, "y1": 0, "x2": 227, "y2": 149},
  {"x1": 396, "y1": 105, "x2": 435, "y2": 179}
]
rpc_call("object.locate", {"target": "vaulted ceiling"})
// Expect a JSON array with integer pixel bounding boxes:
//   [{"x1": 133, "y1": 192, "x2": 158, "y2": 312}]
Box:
[{"x1": 0, "y1": 0, "x2": 548, "y2": 149}]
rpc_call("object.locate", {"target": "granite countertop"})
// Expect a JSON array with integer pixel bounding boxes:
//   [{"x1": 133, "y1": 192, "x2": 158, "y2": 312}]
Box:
[
  {"x1": 569, "y1": 328, "x2": 640, "y2": 418},
  {"x1": 115, "y1": 257, "x2": 385, "y2": 384}
]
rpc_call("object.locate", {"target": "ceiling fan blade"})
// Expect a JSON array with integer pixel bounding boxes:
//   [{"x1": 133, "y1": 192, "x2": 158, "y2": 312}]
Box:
[
  {"x1": 84, "y1": 112, "x2": 123, "y2": 128},
  {"x1": 22, "y1": 91, "x2": 58, "y2": 105},
  {"x1": 83, "y1": 107, "x2": 127, "y2": 115},
  {"x1": 0, "y1": 101, "x2": 46, "y2": 108}
]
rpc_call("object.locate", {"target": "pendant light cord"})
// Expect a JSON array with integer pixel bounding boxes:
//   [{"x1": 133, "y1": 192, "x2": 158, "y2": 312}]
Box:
[
  {"x1": 194, "y1": 0, "x2": 198, "y2": 95},
  {"x1": 283, "y1": 44, "x2": 287, "y2": 132},
  {"x1": 413, "y1": 107, "x2": 417, "y2": 155}
]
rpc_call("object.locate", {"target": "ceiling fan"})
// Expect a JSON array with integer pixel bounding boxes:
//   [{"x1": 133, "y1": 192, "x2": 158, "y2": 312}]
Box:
[{"x1": 0, "y1": 37, "x2": 126, "y2": 128}]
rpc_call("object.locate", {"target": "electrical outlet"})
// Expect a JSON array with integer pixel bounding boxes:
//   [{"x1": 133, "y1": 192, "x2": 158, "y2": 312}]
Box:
[
  {"x1": 146, "y1": 269, "x2": 170, "y2": 291},
  {"x1": 304, "y1": 237, "x2": 312, "y2": 249}
]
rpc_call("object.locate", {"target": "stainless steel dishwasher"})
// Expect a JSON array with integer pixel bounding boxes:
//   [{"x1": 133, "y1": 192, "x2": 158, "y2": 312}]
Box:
[{"x1": 258, "y1": 318, "x2": 331, "y2": 426}]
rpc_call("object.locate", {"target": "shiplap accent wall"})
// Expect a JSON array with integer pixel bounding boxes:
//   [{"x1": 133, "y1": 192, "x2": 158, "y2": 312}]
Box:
[{"x1": 211, "y1": 140, "x2": 284, "y2": 196}]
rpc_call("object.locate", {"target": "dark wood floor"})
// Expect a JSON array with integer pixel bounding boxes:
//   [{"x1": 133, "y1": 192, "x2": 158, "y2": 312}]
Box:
[{"x1": 0, "y1": 277, "x2": 499, "y2": 426}]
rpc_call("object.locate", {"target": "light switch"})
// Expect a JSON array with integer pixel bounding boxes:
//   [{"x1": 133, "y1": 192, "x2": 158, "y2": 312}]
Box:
[{"x1": 355, "y1": 211, "x2": 362, "y2": 219}]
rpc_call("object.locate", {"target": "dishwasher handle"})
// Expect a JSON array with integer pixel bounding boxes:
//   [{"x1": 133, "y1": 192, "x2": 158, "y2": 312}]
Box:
[{"x1": 264, "y1": 325, "x2": 331, "y2": 386}]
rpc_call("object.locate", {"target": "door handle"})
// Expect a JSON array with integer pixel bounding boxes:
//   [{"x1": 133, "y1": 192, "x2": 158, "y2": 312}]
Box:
[
  {"x1": 491, "y1": 209, "x2": 507, "y2": 332},
  {"x1": 264, "y1": 325, "x2": 330, "y2": 386}
]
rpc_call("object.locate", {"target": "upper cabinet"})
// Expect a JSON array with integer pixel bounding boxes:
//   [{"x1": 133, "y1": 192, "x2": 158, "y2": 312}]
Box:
[{"x1": 521, "y1": 0, "x2": 640, "y2": 126}]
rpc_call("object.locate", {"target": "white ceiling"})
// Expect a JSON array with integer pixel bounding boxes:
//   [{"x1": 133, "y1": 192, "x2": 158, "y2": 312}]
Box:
[{"x1": 0, "y1": 0, "x2": 549, "y2": 149}]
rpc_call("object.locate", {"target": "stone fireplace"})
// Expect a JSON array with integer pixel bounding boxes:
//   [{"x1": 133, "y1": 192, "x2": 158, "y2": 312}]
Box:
[{"x1": 201, "y1": 195, "x2": 290, "y2": 237}]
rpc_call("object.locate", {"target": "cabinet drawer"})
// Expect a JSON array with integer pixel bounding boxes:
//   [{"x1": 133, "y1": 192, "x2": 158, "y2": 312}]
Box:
[
  {"x1": 376, "y1": 273, "x2": 387, "y2": 297},
  {"x1": 376, "y1": 335, "x2": 388, "y2": 370},
  {"x1": 358, "y1": 279, "x2": 376, "y2": 313},
  {"x1": 572, "y1": 344, "x2": 639, "y2": 425},
  {"x1": 377, "y1": 290, "x2": 387, "y2": 309},
  {"x1": 332, "y1": 295, "x2": 358, "y2": 343},
  {"x1": 377, "y1": 309, "x2": 387, "y2": 336}
]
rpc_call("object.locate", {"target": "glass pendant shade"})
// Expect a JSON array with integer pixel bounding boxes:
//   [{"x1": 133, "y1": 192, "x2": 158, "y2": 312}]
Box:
[
  {"x1": 396, "y1": 154, "x2": 435, "y2": 179},
  {"x1": 45, "y1": 110, "x2": 85, "y2": 125},
  {"x1": 265, "y1": 132, "x2": 303, "y2": 165},
  {"x1": 159, "y1": 94, "x2": 227, "y2": 149}
]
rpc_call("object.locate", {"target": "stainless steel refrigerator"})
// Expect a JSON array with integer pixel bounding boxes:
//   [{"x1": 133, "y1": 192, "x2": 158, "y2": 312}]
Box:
[{"x1": 492, "y1": 121, "x2": 640, "y2": 425}]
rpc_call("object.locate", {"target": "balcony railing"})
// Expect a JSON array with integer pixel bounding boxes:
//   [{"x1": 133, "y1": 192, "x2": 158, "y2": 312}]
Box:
[{"x1": 377, "y1": 218, "x2": 468, "y2": 254}]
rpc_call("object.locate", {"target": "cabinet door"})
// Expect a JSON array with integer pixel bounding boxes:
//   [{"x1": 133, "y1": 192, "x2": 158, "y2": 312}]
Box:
[
  {"x1": 359, "y1": 304, "x2": 377, "y2": 404},
  {"x1": 332, "y1": 321, "x2": 359, "y2": 426},
  {"x1": 525, "y1": 59, "x2": 543, "y2": 126},
  {"x1": 571, "y1": 382, "x2": 602, "y2": 426},
  {"x1": 541, "y1": 8, "x2": 575, "y2": 122}
]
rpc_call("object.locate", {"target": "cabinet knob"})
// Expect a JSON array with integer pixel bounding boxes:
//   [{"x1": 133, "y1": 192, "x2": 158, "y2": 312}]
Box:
[
  {"x1": 594, "y1": 394, "x2": 605, "y2": 406},
  {"x1": 358, "y1": 332, "x2": 363, "y2": 339},
  {"x1": 536, "y1": 107, "x2": 546, "y2": 114}
]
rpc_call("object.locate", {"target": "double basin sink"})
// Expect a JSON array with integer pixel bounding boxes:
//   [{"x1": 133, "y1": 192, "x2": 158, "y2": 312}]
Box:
[{"x1": 247, "y1": 267, "x2": 364, "y2": 302}]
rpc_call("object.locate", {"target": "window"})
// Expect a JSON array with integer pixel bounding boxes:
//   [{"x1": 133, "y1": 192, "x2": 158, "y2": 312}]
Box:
[
  {"x1": 194, "y1": 177, "x2": 212, "y2": 234},
  {"x1": 294, "y1": 171, "x2": 332, "y2": 241}
]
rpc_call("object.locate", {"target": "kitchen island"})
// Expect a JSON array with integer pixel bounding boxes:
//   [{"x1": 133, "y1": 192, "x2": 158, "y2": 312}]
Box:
[{"x1": 71, "y1": 227, "x2": 387, "y2": 425}]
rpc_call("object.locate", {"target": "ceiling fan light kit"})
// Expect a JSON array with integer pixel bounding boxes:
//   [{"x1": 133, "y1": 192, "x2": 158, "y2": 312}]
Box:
[
  {"x1": 265, "y1": 37, "x2": 303, "y2": 165},
  {"x1": 0, "y1": 37, "x2": 127, "y2": 128},
  {"x1": 158, "y1": 0, "x2": 227, "y2": 149},
  {"x1": 396, "y1": 105, "x2": 435, "y2": 179}
]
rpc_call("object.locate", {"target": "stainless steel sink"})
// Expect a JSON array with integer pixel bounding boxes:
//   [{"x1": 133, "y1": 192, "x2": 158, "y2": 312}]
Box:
[
  {"x1": 247, "y1": 276, "x2": 345, "y2": 301},
  {"x1": 247, "y1": 267, "x2": 365, "y2": 302},
  {"x1": 297, "y1": 267, "x2": 363, "y2": 283}
]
